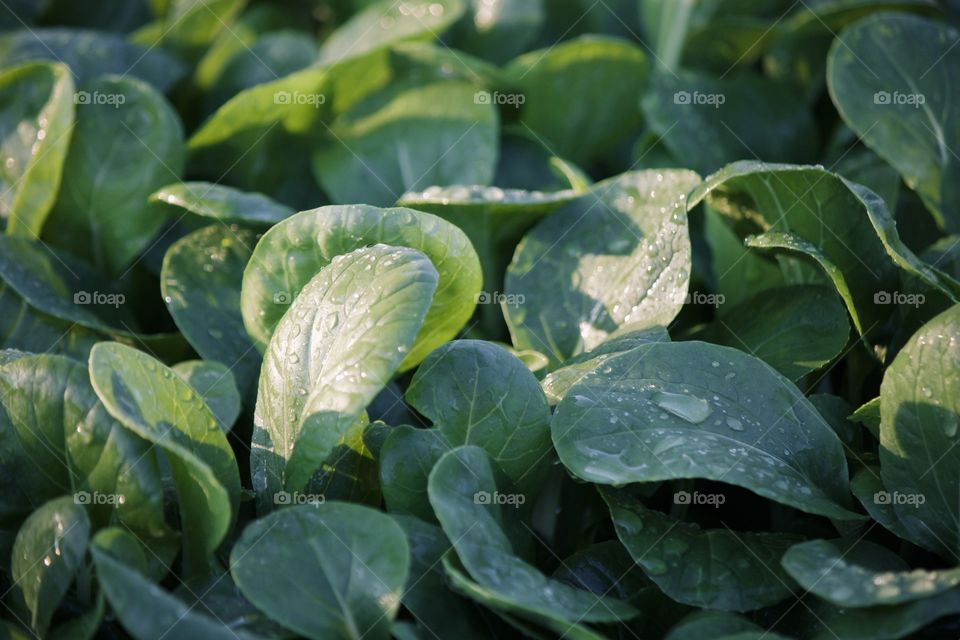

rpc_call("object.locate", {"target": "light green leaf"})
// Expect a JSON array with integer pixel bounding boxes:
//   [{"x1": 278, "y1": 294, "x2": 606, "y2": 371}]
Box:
[
  {"x1": 428, "y1": 446, "x2": 639, "y2": 633},
  {"x1": 162, "y1": 224, "x2": 261, "y2": 395},
  {"x1": 88, "y1": 342, "x2": 240, "y2": 575},
  {"x1": 828, "y1": 13, "x2": 960, "y2": 231},
  {"x1": 783, "y1": 538, "x2": 960, "y2": 607},
  {"x1": 505, "y1": 36, "x2": 649, "y2": 164},
  {"x1": 552, "y1": 341, "x2": 862, "y2": 519},
  {"x1": 879, "y1": 304, "x2": 960, "y2": 559},
  {"x1": 505, "y1": 170, "x2": 699, "y2": 368},
  {"x1": 0, "y1": 62, "x2": 74, "y2": 237},
  {"x1": 11, "y1": 497, "x2": 90, "y2": 636},
  {"x1": 45, "y1": 75, "x2": 184, "y2": 274},
  {"x1": 231, "y1": 503, "x2": 410, "y2": 640},
  {"x1": 240, "y1": 204, "x2": 480, "y2": 369},
  {"x1": 604, "y1": 489, "x2": 799, "y2": 611},
  {"x1": 312, "y1": 79, "x2": 497, "y2": 206},
  {"x1": 252, "y1": 245, "x2": 437, "y2": 510},
  {"x1": 172, "y1": 360, "x2": 241, "y2": 433},
  {"x1": 704, "y1": 284, "x2": 849, "y2": 380},
  {"x1": 406, "y1": 340, "x2": 553, "y2": 491},
  {"x1": 150, "y1": 181, "x2": 294, "y2": 227}
]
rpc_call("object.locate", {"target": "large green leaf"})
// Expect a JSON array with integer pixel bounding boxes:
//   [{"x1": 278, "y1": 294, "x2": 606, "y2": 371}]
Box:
[
  {"x1": 689, "y1": 162, "x2": 899, "y2": 335},
  {"x1": 150, "y1": 181, "x2": 294, "y2": 228},
  {"x1": 879, "y1": 304, "x2": 960, "y2": 559},
  {"x1": 604, "y1": 489, "x2": 799, "y2": 611},
  {"x1": 90, "y1": 528, "x2": 255, "y2": 640},
  {"x1": 783, "y1": 538, "x2": 960, "y2": 607},
  {"x1": 252, "y1": 245, "x2": 437, "y2": 510},
  {"x1": 405, "y1": 340, "x2": 552, "y2": 491},
  {"x1": 0, "y1": 28, "x2": 185, "y2": 90},
  {"x1": 11, "y1": 497, "x2": 90, "y2": 636},
  {"x1": 552, "y1": 341, "x2": 861, "y2": 519},
  {"x1": 641, "y1": 70, "x2": 818, "y2": 176},
  {"x1": 428, "y1": 446, "x2": 638, "y2": 633},
  {"x1": 704, "y1": 284, "x2": 849, "y2": 380},
  {"x1": 505, "y1": 36, "x2": 649, "y2": 164},
  {"x1": 88, "y1": 342, "x2": 240, "y2": 575},
  {"x1": 161, "y1": 224, "x2": 261, "y2": 395},
  {"x1": 240, "y1": 204, "x2": 480, "y2": 369},
  {"x1": 230, "y1": 503, "x2": 410, "y2": 640},
  {"x1": 505, "y1": 170, "x2": 699, "y2": 368},
  {"x1": 45, "y1": 75, "x2": 184, "y2": 274},
  {"x1": 827, "y1": 13, "x2": 960, "y2": 231},
  {"x1": 0, "y1": 353, "x2": 169, "y2": 537},
  {"x1": 318, "y1": 0, "x2": 465, "y2": 64},
  {"x1": 172, "y1": 360, "x2": 242, "y2": 433},
  {"x1": 379, "y1": 425, "x2": 450, "y2": 522},
  {"x1": 312, "y1": 79, "x2": 497, "y2": 206},
  {"x1": 0, "y1": 62, "x2": 74, "y2": 237}
]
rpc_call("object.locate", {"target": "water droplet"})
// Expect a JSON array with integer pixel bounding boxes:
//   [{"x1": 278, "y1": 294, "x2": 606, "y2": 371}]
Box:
[
  {"x1": 653, "y1": 391, "x2": 711, "y2": 424},
  {"x1": 726, "y1": 417, "x2": 744, "y2": 431}
]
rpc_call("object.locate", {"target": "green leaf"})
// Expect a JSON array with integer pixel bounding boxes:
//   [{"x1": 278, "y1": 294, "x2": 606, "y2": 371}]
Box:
[
  {"x1": 827, "y1": 13, "x2": 960, "y2": 232},
  {"x1": 312, "y1": 79, "x2": 497, "y2": 206},
  {"x1": 240, "y1": 204, "x2": 480, "y2": 369},
  {"x1": 155, "y1": 0, "x2": 246, "y2": 51},
  {"x1": 703, "y1": 205, "x2": 785, "y2": 308},
  {"x1": 783, "y1": 538, "x2": 960, "y2": 607},
  {"x1": 161, "y1": 224, "x2": 261, "y2": 395},
  {"x1": 150, "y1": 181, "x2": 294, "y2": 227},
  {"x1": 406, "y1": 340, "x2": 553, "y2": 491},
  {"x1": 45, "y1": 75, "x2": 184, "y2": 274},
  {"x1": 172, "y1": 360, "x2": 242, "y2": 433},
  {"x1": 664, "y1": 611, "x2": 764, "y2": 640},
  {"x1": 88, "y1": 342, "x2": 240, "y2": 575},
  {"x1": 91, "y1": 528, "x2": 255, "y2": 640},
  {"x1": 850, "y1": 398, "x2": 881, "y2": 440},
  {"x1": 849, "y1": 467, "x2": 926, "y2": 549},
  {"x1": 505, "y1": 36, "x2": 649, "y2": 164},
  {"x1": 813, "y1": 589, "x2": 960, "y2": 640},
  {"x1": 505, "y1": 170, "x2": 700, "y2": 368},
  {"x1": 11, "y1": 497, "x2": 90, "y2": 636},
  {"x1": 552, "y1": 340, "x2": 862, "y2": 519},
  {"x1": 703, "y1": 284, "x2": 849, "y2": 380},
  {"x1": 428, "y1": 446, "x2": 639, "y2": 632},
  {"x1": 230, "y1": 502, "x2": 410, "y2": 640},
  {"x1": 252, "y1": 245, "x2": 437, "y2": 510},
  {"x1": 641, "y1": 70, "x2": 818, "y2": 176},
  {"x1": 879, "y1": 304, "x2": 960, "y2": 559},
  {"x1": 689, "y1": 162, "x2": 900, "y2": 335},
  {"x1": 0, "y1": 28, "x2": 186, "y2": 90},
  {"x1": 0, "y1": 282, "x2": 102, "y2": 360},
  {"x1": 450, "y1": 0, "x2": 544, "y2": 64},
  {"x1": 379, "y1": 425, "x2": 450, "y2": 522},
  {"x1": 393, "y1": 515, "x2": 489, "y2": 640},
  {"x1": 604, "y1": 489, "x2": 799, "y2": 611},
  {"x1": 318, "y1": 0, "x2": 465, "y2": 65},
  {"x1": 0, "y1": 62, "x2": 74, "y2": 237}
]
